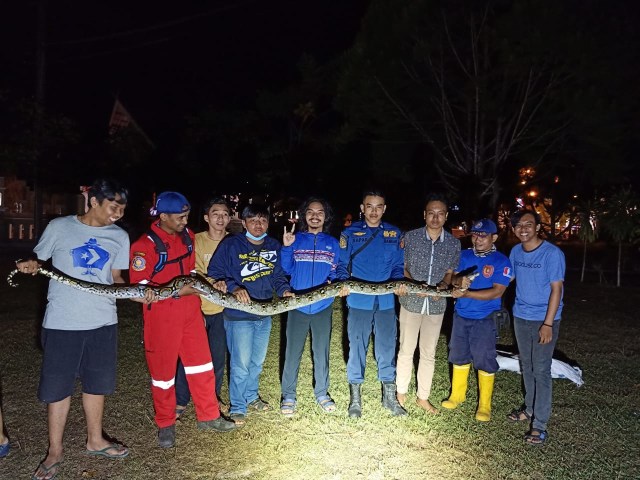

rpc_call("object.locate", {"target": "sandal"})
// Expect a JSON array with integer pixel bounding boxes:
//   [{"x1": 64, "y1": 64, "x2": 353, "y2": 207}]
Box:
[
  {"x1": 507, "y1": 408, "x2": 532, "y2": 423},
  {"x1": 175, "y1": 405, "x2": 187, "y2": 421},
  {"x1": 248, "y1": 397, "x2": 272, "y2": 412},
  {"x1": 524, "y1": 429, "x2": 548, "y2": 446},
  {"x1": 218, "y1": 400, "x2": 230, "y2": 415},
  {"x1": 317, "y1": 395, "x2": 336, "y2": 413},
  {"x1": 229, "y1": 413, "x2": 246, "y2": 426},
  {"x1": 280, "y1": 398, "x2": 297, "y2": 417}
]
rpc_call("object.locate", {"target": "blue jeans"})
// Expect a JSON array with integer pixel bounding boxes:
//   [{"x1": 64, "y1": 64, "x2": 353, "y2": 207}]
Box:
[
  {"x1": 346, "y1": 306, "x2": 397, "y2": 384},
  {"x1": 281, "y1": 306, "x2": 333, "y2": 401},
  {"x1": 176, "y1": 312, "x2": 227, "y2": 406},
  {"x1": 225, "y1": 317, "x2": 272, "y2": 415},
  {"x1": 513, "y1": 316, "x2": 560, "y2": 431}
]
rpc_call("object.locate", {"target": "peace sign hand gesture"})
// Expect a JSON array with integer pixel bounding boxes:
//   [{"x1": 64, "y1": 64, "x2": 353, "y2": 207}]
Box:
[{"x1": 283, "y1": 222, "x2": 296, "y2": 246}]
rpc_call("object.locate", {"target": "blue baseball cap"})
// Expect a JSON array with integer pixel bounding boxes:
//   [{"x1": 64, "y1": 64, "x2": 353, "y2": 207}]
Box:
[
  {"x1": 152, "y1": 191, "x2": 191, "y2": 215},
  {"x1": 471, "y1": 218, "x2": 497, "y2": 234}
]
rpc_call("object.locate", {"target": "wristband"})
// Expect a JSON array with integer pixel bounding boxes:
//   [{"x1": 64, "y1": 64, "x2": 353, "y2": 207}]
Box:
[{"x1": 541, "y1": 323, "x2": 553, "y2": 328}]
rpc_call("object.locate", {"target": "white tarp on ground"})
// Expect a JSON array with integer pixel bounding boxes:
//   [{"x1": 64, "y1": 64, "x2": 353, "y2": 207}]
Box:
[{"x1": 496, "y1": 350, "x2": 584, "y2": 387}]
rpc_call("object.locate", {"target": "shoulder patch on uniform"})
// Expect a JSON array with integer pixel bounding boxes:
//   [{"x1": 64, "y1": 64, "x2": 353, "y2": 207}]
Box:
[
  {"x1": 131, "y1": 256, "x2": 146, "y2": 271},
  {"x1": 340, "y1": 235, "x2": 347, "y2": 249},
  {"x1": 503, "y1": 266, "x2": 511, "y2": 277}
]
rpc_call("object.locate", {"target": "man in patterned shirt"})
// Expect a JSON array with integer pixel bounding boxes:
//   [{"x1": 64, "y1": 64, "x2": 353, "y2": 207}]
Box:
[{"x1": 396, "y1": 194, "x2": 460, "y2": 414}]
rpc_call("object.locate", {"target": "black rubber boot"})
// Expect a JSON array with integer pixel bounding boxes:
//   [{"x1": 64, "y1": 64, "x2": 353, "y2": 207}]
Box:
[
  {"x1": 381, "y1": 382, "x2": 408, "y2": 416},
  {"x1": 348, "y1": 383, "x2": 362, "y2": 418}
]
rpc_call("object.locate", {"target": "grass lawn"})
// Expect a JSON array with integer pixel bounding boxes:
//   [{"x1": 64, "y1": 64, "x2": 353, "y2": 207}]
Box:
[{"x1": 0, "y1": 266, "x2": 639, "y2": 479}]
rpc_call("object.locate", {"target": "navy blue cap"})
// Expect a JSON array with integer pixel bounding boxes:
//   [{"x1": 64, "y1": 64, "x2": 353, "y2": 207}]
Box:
[
  {"x1": 471, "y1": 219, "x2": 497, "y2": 234},
  {"x1": 152, "y1": 191, "x2": 191, "y2": 215}
]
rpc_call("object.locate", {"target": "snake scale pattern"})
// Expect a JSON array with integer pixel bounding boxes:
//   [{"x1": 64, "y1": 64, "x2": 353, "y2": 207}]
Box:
[{"x1": 7, "y1": 267, "x2": 478, "y2": 316}]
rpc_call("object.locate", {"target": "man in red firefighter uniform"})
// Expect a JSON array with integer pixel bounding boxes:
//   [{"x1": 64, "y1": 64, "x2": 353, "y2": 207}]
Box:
[{"x1": 130, "y1": 191, "x2": 236, "y2": 448}]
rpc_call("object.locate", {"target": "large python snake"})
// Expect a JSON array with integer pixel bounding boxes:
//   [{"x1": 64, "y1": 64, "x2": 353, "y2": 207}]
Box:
[{"x1": 7, "y1": 267, "x2": 478, "y2": 316}]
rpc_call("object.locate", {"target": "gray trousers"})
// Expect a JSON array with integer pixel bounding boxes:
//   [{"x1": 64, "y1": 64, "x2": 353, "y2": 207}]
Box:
[{"x1": 514, "y1": 316, "x2": 561, "y2": 431}]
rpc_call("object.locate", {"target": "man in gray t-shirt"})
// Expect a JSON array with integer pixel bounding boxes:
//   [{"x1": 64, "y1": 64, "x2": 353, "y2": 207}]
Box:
[
  {"x1": 396, "y1": 194, "x2": 460, "y2": 414},
  {"x1": 16, "y1": 179, "x2": 147, "y2": 480}
]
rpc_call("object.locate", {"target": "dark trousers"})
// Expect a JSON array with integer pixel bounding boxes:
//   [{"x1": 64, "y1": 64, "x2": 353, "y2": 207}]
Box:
[
  {"x1": 281, "y1": 306, "x2": 333, "y2": 400},
  {"x1": 176, "y1": 312, "x2": 227, "y2": 406}
]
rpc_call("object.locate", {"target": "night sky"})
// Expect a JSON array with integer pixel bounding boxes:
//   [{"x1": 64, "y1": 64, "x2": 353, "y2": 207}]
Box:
[
  {"x1": 2, "y1": 1, "x2": 369, "y2": 139},
  {"x1": 2, "y1": 1, "x2": 639, "y2": 224}
]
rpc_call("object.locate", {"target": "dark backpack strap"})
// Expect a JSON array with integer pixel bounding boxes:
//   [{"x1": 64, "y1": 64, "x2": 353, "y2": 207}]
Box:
[
  {"x1": 347, "y1": 227, "x2": 381, "y2": 275},
  {"x1": 147, "y1": 228, "x2": 193, "y2": 280},
  {"x1": 146, "y1": 230, "x2": 168, "y2": 280}
]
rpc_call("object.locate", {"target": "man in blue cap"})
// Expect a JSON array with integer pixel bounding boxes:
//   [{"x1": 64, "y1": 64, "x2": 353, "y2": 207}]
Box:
[
  {"x1": 130, "y1": 191, "x2": 236, "y2": 448},
  {"x1": 441, "y1": 218, "x2": 512, "y2": 422}
]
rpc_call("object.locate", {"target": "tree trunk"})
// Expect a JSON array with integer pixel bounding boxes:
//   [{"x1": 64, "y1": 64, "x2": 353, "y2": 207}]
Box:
[
  {"x1": 580, "y1": 238, "x2": 587, "y2": 283},
  {"x1": 617, "y1": 241, "x2": 622, "y2": 287}
]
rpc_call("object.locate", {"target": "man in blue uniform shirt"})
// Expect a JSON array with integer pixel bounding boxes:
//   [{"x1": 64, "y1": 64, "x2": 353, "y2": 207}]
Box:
[
  {"x1": 337, "y1": 190, "x2": 407, "y2": 418},
  {"x1": 442, "y1": 219, "x2": 512, "y2": 422}
]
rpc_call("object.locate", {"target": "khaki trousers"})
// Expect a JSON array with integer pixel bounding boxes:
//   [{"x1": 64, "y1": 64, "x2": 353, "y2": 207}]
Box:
[{"x1": 396, "y1": 306, "x2": 444, "y2": 400}]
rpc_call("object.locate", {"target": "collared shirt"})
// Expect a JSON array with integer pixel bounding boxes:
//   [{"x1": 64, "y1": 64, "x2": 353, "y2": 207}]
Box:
[{"x1": 399, "y1": 227, "x2": 460, "y2": 315}]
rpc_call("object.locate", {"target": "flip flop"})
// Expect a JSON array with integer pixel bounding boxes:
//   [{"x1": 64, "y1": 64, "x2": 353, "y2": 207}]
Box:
[
  {"x1": 31, "y1": 461, "x2": 61, "y2": 480},
  {"x1": 0, "y1": 440, "x2": 9, "y2": 458},
  {"x1": 85, "y1": 443, "x2": 129, "y2": 459},
  {"x1": 416, "y1": 398, "x2": 439, "y2": 414}
]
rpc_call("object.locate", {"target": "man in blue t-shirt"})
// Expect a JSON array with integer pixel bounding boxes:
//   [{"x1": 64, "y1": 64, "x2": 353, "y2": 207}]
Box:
[
  {"x1": 507, "y1": 210, "x2": 565, "y2": 447},
  {"x1": 442, "y1": 219, "x2": 512, "y2": 422}
]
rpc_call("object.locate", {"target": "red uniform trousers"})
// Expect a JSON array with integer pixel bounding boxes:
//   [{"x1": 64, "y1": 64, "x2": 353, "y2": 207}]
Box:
[{"x1": 144, "y1": 297, "x2": 220, "y2": 428}]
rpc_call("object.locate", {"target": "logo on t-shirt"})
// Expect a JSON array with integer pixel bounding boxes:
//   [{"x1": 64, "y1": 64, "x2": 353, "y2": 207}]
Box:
[
  {"x1": 70, "y1": 238, "x2": 110, "y2": 276},
  {"x1": 482, "y1": 265, "x2": 494, "y2": 278}
]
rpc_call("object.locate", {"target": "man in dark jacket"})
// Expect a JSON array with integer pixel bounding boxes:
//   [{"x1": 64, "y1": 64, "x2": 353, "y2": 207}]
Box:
[{"x1": 208, "y1": 203, "x2": 293, "y2": 425}]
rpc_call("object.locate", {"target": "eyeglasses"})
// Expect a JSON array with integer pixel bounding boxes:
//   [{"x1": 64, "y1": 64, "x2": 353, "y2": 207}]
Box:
[{"x1": 471, "y1": 232, "x2": 491, "y2": 238}]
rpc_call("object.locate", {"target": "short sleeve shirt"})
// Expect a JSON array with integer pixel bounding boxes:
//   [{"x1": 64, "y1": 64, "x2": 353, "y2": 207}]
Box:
[
  {"x1": 509, "y1": 240, "x2": 565, "y2": 320},
  {"x1": 399, "y1": 228, "x2": 460, "y2": 315},
  {"x1": 34, "y1": 215, "x2": 130, "y2": 330},
  {"x1": 454, "y1": 249, "x2": 512, "y2": 319}
]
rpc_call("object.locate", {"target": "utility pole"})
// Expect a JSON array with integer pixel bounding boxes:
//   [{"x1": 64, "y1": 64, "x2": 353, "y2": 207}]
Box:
[{"x1": 33, "y1": 0, "x2": 47, "y2": 239}]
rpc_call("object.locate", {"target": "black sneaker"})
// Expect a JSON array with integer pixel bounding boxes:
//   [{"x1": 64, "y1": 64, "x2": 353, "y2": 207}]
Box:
[
  {"x1": 197, "y1": 416, "x2": 237, "y2": 432},
  {"x1": 158, "y1": 425, "x2": 176, "y2": 448}
]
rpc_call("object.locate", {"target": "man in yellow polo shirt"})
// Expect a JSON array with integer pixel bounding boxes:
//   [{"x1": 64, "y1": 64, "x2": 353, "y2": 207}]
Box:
[{"x1": 175, "y1": 197, "x2": 232, "y2": 417}]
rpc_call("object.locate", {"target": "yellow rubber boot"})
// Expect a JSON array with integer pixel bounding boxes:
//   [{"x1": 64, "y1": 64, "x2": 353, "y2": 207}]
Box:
[
  {"x1": 441, "y1": 364, "x2": 471, "y2": 409},
  {"x1": 475, "y1": 370, "x2": 495, "y2": 422}
]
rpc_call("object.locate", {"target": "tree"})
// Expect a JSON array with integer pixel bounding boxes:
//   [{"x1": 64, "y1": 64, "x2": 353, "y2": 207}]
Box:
[
  {"x1": 336, "y1": 0, "x2": 637, "y2": 220},
  {"x1": 601, "y1": 187, "x2": 640, "y2": 287},
  {"x1": 576, "y1": 199, "x2": 600, "y2": 283}
]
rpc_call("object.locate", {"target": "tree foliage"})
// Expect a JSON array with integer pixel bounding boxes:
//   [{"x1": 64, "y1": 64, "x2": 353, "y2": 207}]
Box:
[
  {"x1": 337, "y1": 0, "x2": 638, "y2": 219},
  {"x1": 601, "y1": 186, "x2": 640, "y2": 287}
]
